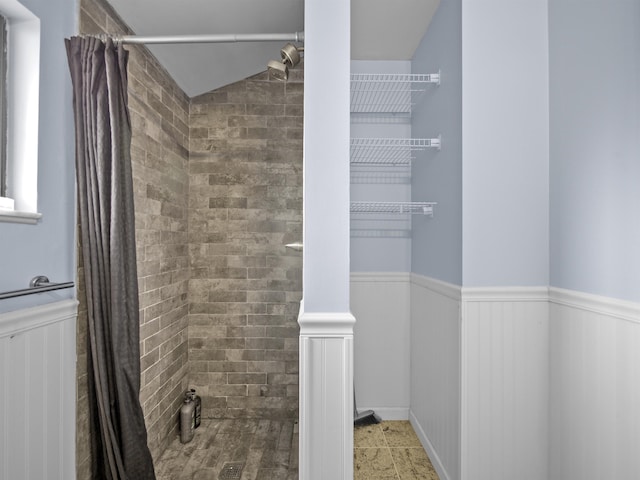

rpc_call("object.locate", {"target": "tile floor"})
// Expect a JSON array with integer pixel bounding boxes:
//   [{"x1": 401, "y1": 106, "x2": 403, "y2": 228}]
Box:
[
  {"x1": 154, "y1": 418, "x2": 298, "y2": 480},
  {"x1": 154, "y1": 418, "x2": 438, "y2": 480},
  {"x1": 354, "y1": 421, "x2": 440, "y2": 480}
]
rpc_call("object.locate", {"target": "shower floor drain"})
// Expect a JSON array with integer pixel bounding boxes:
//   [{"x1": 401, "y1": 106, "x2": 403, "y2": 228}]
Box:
[{"x1": 219, "y1": 462, "x2": 244, "y2": 480}]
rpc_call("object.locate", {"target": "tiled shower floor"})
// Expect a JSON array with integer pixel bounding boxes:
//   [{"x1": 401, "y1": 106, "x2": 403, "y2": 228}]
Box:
[
  {"x1": 154, "y1": 419, "x2": 438, "y2": 480},
  {"x1": 154, "y1": 418, "x2": 299, "y2": 480}
]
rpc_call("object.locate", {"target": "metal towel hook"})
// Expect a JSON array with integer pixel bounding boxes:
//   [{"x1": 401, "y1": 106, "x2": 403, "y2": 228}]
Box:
[{"x1": 30, "y1": 275, "x2": 52, "y2": 287}]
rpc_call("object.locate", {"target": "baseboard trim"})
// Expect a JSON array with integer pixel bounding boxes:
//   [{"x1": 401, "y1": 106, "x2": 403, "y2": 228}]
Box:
[
  {"x1": 409, "y1": 410, "x2": 451, "y2": 480},
  {"x1": 356, "y1": 407, "x2": 409, "y2": 421}
]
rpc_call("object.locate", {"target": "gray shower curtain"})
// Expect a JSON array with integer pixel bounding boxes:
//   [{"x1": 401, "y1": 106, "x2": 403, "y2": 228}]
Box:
[{"x1": 66, "y1": 36, "x2": 156, "y2": 480}]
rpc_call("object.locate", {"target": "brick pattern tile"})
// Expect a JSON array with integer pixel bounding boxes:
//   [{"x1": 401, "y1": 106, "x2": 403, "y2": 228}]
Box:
[{"x1": 188, "y1": 70, "x2": 303, "y2": 420}]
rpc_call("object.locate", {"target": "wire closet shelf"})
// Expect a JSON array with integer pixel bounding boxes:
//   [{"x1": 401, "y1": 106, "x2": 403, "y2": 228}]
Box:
[
  {"x1": 350, "y1": 72, "x2": 440, "y2": 114},
  {"x1": 350, "y1": 137, "x2": 441, "y2": 166},
  {"x1": 350, "y1": 201, "x2": 436, "y2": 217}
]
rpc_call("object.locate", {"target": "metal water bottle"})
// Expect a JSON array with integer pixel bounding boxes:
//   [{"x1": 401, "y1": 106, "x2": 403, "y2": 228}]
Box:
[
  {"x1": 189, "y1": 388, "x2": 202, "y2": 429},
  {"x1": 180, "y1": 395, "x2": 195, "y2": 443}
]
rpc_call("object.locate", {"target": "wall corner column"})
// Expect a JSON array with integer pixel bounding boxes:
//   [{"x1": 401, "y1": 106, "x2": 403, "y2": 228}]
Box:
[{"x1": 301, "y1": 0, "x2": 352, "y2": 477}]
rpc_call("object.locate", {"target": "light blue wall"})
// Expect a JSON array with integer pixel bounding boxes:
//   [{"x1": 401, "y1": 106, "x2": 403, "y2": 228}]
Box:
[
  {"x1": 413, "y1": 0, "x2": 548, "y2": 287},
  {"x1": 410, "y1": 0, "x2": 462, "y2": 285},
  {"x1": 350, "y1": 60, "x2": 413, "y2": 273},
  {"x1": 461, "y1": 0, "x2": 550, "y2": 288},
  {"x1": 0, "y1": 0, "x2": 77, "y2": 313},
  {"x1": 549, "y1": 0, "x2": 640, "y2": 303},
  {"x1": 414, "y1": 0, "x2": 636, "y2": 296}
]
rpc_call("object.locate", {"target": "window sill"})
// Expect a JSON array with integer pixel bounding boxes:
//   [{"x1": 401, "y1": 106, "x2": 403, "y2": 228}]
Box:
[{"x1": 0, "y1": 209, "x2": 42, "y2": 224}]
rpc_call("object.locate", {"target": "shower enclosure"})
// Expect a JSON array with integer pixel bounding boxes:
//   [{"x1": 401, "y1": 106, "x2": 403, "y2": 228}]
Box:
[
  {"x1": 188, "y1": 78, "x2": 303, "y2": 422},
  {"x1": 76, "y1": 0, "x2": 303, "y2": 475}
]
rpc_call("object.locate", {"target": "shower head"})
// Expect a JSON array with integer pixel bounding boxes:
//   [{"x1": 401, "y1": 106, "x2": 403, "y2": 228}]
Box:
[
  {"x1": 267, "y1": 59, "x2": 289, "y2": 81},
  {"x1": 267, "y1": 43, "x2": 303, "y2": 81}
]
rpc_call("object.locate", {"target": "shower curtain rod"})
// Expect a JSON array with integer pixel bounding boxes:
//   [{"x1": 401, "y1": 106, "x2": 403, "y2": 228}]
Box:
[{"x1": 115, "y1": 31, "x2": 304, "y2": 45}]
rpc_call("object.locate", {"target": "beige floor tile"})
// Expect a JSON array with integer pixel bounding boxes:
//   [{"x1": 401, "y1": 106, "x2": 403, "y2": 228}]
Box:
[
  {"x1": 381, "y1": 421, "x2": 422, "y2": 447},
  {"x1": 354, "y1": 447, "x2": 398, "y2": 479},
  {"x1": 391, "y1": 447, "x2": 439, "y2": 480},
  {"x1": 355, "y1": 423, "x2": 387, "y2": 447}
]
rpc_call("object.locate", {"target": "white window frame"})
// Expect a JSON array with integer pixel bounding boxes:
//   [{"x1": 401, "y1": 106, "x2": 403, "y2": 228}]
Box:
[
  {"x1": 0, "y1": 15, "x2": 7, "y2": 201},
  {"x1": 0, "y1": 0, "x2": 40, "y2": 224}
]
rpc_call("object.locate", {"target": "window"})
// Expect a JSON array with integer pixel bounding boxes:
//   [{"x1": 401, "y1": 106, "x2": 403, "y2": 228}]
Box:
[{"x1": 0, "y1": 0, "x2": 40, "y2": 224}]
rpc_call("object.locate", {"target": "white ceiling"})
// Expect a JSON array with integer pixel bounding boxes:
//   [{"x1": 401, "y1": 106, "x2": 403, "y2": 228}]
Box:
[{"x1": 105, "y1": 0, "x2": 440, "y2": 97}]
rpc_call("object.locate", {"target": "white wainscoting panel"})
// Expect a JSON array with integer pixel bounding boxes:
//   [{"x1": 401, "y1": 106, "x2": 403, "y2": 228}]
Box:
[
  {"x1": 410, "y1": 274, "x2": 461, "y2": 480},
  {"x1": 0, "y1": 299, "x2": 77, "y2": 480},
  {"x1": 549, "y1": 288, "x2": 640, "y2": 480},
  {"x1": 351, "y1": 272, "x2": 410, "y2": 419},
  {"x1": 298, "y1": 307, "x2": 354, "y2": 480},
  {"x1": 461, "y1": 287, "x2": 549, "y2": 480}
]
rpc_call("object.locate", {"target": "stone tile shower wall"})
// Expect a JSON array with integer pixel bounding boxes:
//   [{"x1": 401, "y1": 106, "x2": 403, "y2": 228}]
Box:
[
  {"x1": 76, "y1": 1, "x2": 302, "y2": 476},
  {"x1": 128, "y1": 47, "x2": 190, "y2": 461},
  {"x1": 77, "y1": 0, "x2": 190, "y2": 474},
  {"x1": 188, "y1": 71, "x2": 303, "y2": 419}
]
